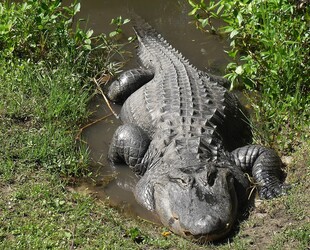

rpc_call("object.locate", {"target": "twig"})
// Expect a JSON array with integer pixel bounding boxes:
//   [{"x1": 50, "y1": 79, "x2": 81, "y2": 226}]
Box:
[
  {"x1": 248, "y1": 185, "x2": 257, "y2": 200},
  {"x1": 69, "y1": 224, "x2": 76, "y2": 250},
  {"x1": 76, "y1": 114, "x2": 113, "y2": 140},
  {"x1": 137, "y1": 216, "x2": 160, "y2": 225},
  {"x1": 245, "y1": 173, "x2": 258, "y2": 200},
  {"x1": 92, "y1": 76, "x2": 118, "y2": 118}
]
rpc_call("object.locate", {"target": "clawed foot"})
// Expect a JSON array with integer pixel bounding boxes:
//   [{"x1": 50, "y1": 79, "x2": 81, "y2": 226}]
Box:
[{"x1": 259, "y1": 183, "x2": 291, "y2": 199}]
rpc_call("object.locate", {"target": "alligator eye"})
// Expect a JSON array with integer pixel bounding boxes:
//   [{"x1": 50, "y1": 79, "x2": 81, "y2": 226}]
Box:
[
  {"x1": 177, "y1": 178, "x2": 190, "y2": 185},
  {"x1": 170, "y1": 176, "x2": 193, "y2": 187}
]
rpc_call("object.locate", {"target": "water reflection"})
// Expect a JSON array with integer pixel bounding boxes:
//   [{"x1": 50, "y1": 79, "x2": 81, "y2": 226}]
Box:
[{"x1": 65, "y1": 0, "x2": 230, "y2": 73}]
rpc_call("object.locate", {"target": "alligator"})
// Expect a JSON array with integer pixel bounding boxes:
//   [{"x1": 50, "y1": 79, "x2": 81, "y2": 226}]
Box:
[{"x1": 106, "y1": 19, "x2": 289, "y2": 242}]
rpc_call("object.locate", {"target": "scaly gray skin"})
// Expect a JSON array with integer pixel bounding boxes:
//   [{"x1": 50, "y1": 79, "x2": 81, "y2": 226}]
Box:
[{"x1": 106, "y1": 20, "x2": 289, "y2": 242}]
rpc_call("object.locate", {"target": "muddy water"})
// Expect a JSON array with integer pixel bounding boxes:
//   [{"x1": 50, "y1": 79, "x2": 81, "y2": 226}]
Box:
[{"x1": 72, "y1": 0, "x2": 231, "y2": 222}]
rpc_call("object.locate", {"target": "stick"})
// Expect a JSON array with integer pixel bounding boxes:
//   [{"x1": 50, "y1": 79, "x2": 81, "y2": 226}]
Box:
[
  {"x1": 76, "y1": 114, "x2": 113, "y2": 140},
  {"x1": 92, "y1": 77, "x2": 118, "y2": 118}
]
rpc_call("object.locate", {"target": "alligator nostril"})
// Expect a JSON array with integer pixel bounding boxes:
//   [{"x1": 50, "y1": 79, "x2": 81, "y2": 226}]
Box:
[
  {"x1": 173, "y1": 215, "x2": 179, "y2": 221},
  {"x1": 207, "y1": 171, "x2": 217, "y2": 186},
  {"x1": 225, "y1": 172, "x2": 234, "y2": 185},
  {"x1": 183, "y1": 231, "x2": 192, "y2": 237}
]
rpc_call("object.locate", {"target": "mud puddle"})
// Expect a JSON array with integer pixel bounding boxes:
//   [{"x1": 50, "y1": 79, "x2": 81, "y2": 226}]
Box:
[{"x1": 76, "y1": 95, "x2": 160, "y2": 223}]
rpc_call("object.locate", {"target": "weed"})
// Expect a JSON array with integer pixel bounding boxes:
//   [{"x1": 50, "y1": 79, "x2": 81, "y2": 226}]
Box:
[
  {"x1": 188, "y1": 0, "x2": 310, "y2": 152},
  {"x1": 109, "y1": 16, "x2": 131, "y2": 39},
  {"x1": 0, "y1": 0, "x2": 122, "y2": 176}
]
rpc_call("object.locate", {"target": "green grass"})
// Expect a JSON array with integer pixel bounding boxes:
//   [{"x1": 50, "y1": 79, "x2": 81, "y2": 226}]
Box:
[
  {"x1": 0, "y1": 168, "x2": 175, "y2": 249},
  {"x1": 1, "y1": 156, "x2": 309, "y2": 249},
  {"x1": 0, "y1": 0, "x2": 119, "y2": 176},
  {"x1": 0, "y1": 63, "x2": 90, "y2": 176},
  {"x1": 0, "y1": 0, "x2": 309, "y2": 249}
]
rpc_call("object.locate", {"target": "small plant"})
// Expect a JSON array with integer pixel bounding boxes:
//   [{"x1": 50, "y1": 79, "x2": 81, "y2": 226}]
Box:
[
  {"x1": 0, "y1": 0, "x2": 123, "y2": 77},
  {"x1": 109, "y1": 16, "x2": 131, "y2": 38},
  {"x1": 126, "y1": 227, "x2": 145, "y2": 243}
]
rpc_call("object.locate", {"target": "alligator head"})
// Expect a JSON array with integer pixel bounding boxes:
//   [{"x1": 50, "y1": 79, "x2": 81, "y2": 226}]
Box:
[{"x1": 135, "y1": 155, "x2": 248, "y2": 242}]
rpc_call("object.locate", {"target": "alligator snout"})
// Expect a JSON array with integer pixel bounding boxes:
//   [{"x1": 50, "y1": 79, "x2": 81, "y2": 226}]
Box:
[
  {"x1": 182, "y1": 219, "x2": 232, "y2": 242},
  {"x1": 183, "y1": 216, "x2": 224, "y2": 235}
]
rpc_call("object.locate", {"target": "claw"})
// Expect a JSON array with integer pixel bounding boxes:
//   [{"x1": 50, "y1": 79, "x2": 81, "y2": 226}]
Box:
[{"x1": 259, "y1": 183, "x2": 290, "y2": 199}]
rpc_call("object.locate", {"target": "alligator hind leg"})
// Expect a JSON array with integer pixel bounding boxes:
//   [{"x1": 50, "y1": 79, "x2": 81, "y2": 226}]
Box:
[
  {"x1": 107, "y1": 68, "x2": 154, "y2": 103},
  {"x1": 230, "y1": 145, "x2": 290, "y2": 199},
  {"x1": 108, "y1": 123, "x2": 151, "y2": 175}
]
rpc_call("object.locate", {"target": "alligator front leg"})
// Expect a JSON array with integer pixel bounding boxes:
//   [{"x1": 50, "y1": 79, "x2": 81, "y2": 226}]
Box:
[
  {"x1": 108, "y1": 123, "x2": 151, "y2": 175},
  {"x1": 230, "y1": 145, "x2": 290, "y2": 199},
  {"x1": 107, "y1": 68, "x2": 154, "y2": 103}
]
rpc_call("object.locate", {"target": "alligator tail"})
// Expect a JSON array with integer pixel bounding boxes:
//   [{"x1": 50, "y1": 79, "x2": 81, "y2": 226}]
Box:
[{"x1": 130, "y1": 13, "x2": 159, "y2": 39}]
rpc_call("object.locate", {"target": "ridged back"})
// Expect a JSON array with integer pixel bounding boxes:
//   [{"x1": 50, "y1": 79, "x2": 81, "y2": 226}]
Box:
[{"x1": 121, "y1": 18, "x2": 251, "y2": 152}]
